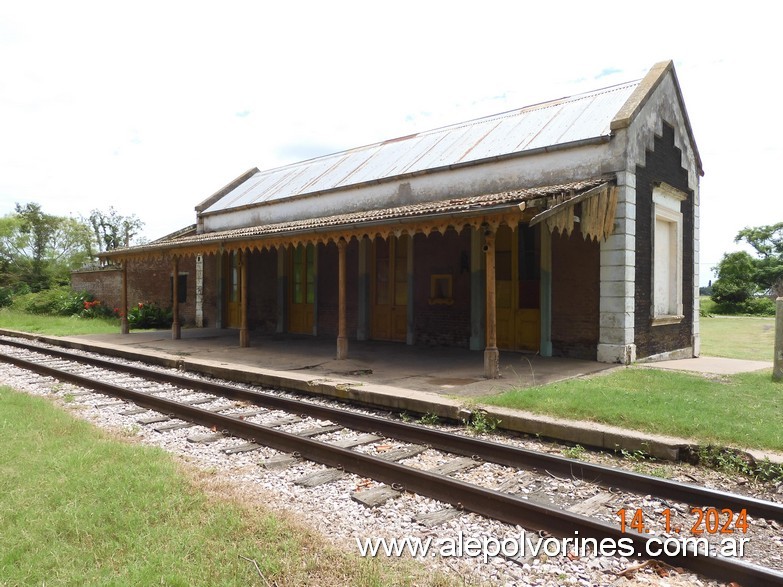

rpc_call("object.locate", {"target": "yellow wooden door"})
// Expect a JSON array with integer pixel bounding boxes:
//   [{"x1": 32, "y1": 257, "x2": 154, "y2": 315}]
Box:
[
  {"x1": 288, "y1": 243, "x2": 315, "y2": 334},
  {"x1": 226, "y1": 251, "x2": 242, "y2": 328},
  {"x1": 495, "y1": 225, "x2": 540, "y2": 351},
  {"x1": 371, "y1": 235, "x2": 408, "y2": 342}
]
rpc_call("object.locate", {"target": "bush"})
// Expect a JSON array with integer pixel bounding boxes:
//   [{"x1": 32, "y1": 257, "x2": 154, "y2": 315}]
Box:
[
  {"x1": 740, "y1": 296, "x2": 776, "y2": 315},
  {"x1": 712, "y1": 296, "x2": 776, "y2": 316},
  {"x1": 0, "y1": 287, "x2": 12, "y2": 308},
  {"x1": 127, "y1": 302, "x2": 172, "y2": 329},
  {"x1": 80, "y1": 299, "x2": 118, "y2": 319},
  {"x1": 12, "y1": 287, "x2": 92, "y2": 316}
]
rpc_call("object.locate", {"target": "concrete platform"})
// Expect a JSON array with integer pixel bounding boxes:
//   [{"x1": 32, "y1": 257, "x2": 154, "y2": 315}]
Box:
[
  {"x1": 640, "y1": 356, "x2": 773, "y2": 375},
  {"x1": 2, "y1": 327, "x2": 780, "y2": 464},
  {"x1": 57, "y1": 328, "x2": 614, "y2": 397}
]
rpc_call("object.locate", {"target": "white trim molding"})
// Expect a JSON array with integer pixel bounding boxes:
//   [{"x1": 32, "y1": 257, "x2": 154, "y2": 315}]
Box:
[{"x1": 651, "y1": 183, "x2": 686, "y2": 325}]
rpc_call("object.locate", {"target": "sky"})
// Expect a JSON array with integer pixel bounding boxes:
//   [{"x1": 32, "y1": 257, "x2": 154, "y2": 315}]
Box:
[{"x1": 1, "y1": 2, "x2": 779, "y2": 286}]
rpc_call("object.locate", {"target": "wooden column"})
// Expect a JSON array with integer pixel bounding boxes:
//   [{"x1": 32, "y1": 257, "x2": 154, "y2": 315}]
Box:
[
  {"x1": 239, "y1": 249, "x2": 249, "y2": 348},
  {"x1": 120, "y1": 260, "x2": 129, "y2": 334},
  {"x1": 336, "y1": 238, "x2": 348, "y2": 359},
  {"x1": 484, "y1": 229, "x2": 499, "y2": 378},
  {"x1": 172, "y1": 257, "x2": 181, "y2": 340}
]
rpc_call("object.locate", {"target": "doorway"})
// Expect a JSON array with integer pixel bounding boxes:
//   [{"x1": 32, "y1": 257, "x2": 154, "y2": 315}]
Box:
[
  {"x1": 495, "y1": 224, "x2": 540, "y2": 351},
  {"x1": 371, "y1": 235, "x2": 408, "y2": 341},
  {"x1": 288, "y1": 243, "x2": 315, "y2": 334}
]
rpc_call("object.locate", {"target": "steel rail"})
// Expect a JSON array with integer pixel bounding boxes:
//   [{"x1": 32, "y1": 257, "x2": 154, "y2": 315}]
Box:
[
  {"x1": 1, "y1": 350, "x2": 782, "y2": 586},
  {"x1": 1, "y1": 338, "x2": 782, "y2": 524}
]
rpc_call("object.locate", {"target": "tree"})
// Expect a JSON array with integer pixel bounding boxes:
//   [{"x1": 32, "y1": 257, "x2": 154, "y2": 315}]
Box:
[
  {"x1": 735, "y1": 222, "x2": 783, "y2": 296},
  {"x1": 711, "y1": 251, "x2": 758, "y2": 305},
  {"x1": 711, "y1": 222, "x2": 783, "y2": 313},
  {"x1": 0, "y1": 203, "x2": 94, "y2": 291},
  {"x1": 88, "y1": 207, "x2": 144, "y2": 254}
]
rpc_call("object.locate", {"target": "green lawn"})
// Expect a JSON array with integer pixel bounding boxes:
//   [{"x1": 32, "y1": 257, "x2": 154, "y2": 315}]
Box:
[
  {"x1": 0, "y1": 308, "x2": 120, "y2": 336},
  {"x1": 482, "y1": 368, "x2": 782, "y2": 451},
  {"x1": 0, "y1": 387, "x2": 430, "y2": 587},
  {"x1": 482, "y1": 310, "x2": 782, "y2": 452},
  {"x1": 699, "y1": 315, "x2": 775, "y2": 361}
]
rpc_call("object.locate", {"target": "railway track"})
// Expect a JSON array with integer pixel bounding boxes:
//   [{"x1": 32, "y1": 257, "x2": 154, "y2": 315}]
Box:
[{"x1": 1, "y1": 336, "x2": 782, "y2": 586}]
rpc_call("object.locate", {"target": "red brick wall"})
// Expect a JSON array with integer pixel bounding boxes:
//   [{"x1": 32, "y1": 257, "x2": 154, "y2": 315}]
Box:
[
  {"x1": 317, "y1": 240, "x2": 359, "y2": 337},
  {"x1": 201, "y1": 252, "x2": 219, "y2": 327},
  {"x1": 72, "y1": 255, "x2": 217, "y2": 327},
  {"x1": 71, "y1": 268, "x2": 122, "y2": 309},
  {"x1": 246, "y1": 248, "x2": 278, "y2": 333},
  {"x1": 412, "y1": 228, "x2": 471, "y2": 347},
  {"x1": 551, "y1": 231, "x2": 600, "y2": 359}
]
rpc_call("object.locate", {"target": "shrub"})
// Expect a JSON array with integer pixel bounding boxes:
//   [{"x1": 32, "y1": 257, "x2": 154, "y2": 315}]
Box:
[
  {"x1": 712, "y1": 296, "x2": 776, "y2": 316},
  {"x1": 0, "y1": 287, "x2": 12, "y2": 308},
  {"x1": 740, "y1": 296, "x2": 776, "y2": 316},
  {"x1": 80, "y1": 299, "x2": 118, "y2": 319},
  {"x1": 12, "y1": 287, "x2": 92, "y2": 316},
  {"x1": 127, "y1": 302, "x2": 172, "y2": 329}
]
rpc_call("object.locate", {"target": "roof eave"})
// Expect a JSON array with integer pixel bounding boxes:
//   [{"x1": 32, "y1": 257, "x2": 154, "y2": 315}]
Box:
[{"x1": 99, "y1": 202, "x2": 527, "y2": 261}]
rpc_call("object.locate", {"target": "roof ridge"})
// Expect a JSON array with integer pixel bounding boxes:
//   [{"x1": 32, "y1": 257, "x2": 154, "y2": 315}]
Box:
[{"x1": 249, "y1": 79, "x2": 641, "y2": 178}]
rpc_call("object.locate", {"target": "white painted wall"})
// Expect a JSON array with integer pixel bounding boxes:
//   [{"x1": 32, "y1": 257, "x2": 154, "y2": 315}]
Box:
[{"x1": 201, "y1": 140, "x2": 627, "y2": 233}]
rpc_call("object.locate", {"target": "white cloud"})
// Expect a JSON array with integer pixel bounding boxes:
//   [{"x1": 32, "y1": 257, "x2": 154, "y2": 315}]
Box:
[{"x1": 0, "y1": 1, "x2": 779, "y2": 285}]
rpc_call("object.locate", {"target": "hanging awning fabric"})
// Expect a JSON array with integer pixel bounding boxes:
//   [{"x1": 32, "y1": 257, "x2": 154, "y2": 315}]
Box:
[{"x1": 529, "y1": 182, "x2": 617, "y2": 241}]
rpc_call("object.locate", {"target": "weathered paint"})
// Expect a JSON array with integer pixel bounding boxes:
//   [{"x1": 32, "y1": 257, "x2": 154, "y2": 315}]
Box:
[{"x1": 201, "y1": 82, "x2": 639, "y2": 217}]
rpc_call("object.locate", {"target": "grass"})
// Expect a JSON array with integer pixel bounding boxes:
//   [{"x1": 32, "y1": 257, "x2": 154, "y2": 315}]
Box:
[
  {"x1": 0, "y1": 387, "x2": 432, "y2": 587},
  {"x1": 0, "y1": 308, "x2": 120, "y2": 336},
  {"x1": 699, "y1": 315, "x2": 775, "y2": 360},
  {"x1": 697, "y1": 297, "x2": 775, "y2": 361},
  {"x1": 481, "y1": 368, "x2": 783, "y2": 452}
]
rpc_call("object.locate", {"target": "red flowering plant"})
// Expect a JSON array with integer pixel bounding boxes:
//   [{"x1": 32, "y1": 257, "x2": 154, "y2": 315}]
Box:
[
  {"x1": 127, "y1": 301, "x2": 173, "y2": 329},
  {"x1": 80, "y1": 298, "x2": 119, "y2": 319}
]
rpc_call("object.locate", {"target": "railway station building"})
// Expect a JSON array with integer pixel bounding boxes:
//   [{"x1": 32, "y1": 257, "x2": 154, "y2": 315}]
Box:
[{"x1": 93, "y1": 60, "x2": 702, "y2": 378}]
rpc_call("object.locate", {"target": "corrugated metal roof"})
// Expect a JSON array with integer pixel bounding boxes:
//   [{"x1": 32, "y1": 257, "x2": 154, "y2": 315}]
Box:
[
  {"x1": 203, "y1": 81, "x2": 639, "y2": 215},
  {"x1": 105, "y1": 177, "x2": 611, "y2": 259}
]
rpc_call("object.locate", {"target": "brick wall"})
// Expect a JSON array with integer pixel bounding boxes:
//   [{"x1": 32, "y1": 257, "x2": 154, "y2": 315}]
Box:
[
  {"x1": 412, "y1": 229, "x2": 472, "y2": 347},
  {"x1": 634, "y1": 123, "x2": 694, "y2": 357},
  {"x1": 317, "y1": 240, "x2": 359, "y2": 337},
  {"x1": 71, "y1": 268, "x2": 122, "y2": 310},
  {"x1": 72, "y1": 255, "x2": 218, "y2": 328},
  {"x1": 551, "y1": 231, "x2": 600, "y2": 359},
  {"x1": 246, "y1": 248, "x2": 278, "y2": 333},
  {"x1": 201, "y1": 253, "x2": 218, "y2": 327}
]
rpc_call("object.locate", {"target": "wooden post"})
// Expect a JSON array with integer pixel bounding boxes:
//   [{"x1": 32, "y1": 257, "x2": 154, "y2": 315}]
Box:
[
  {"x1": 336, "y1": 238, "x2": 348, "y2": 359},
  {"x1": 484, "y1": 229, "x2": 499, "y2": 378},
  {"x1": 172, "y1": 257, "x2": 181, "y2": 340},
  {"x1": 120, "y1": 260, "x2": 129, "y2": 335},
  {"x1": 774, "y1": 297, "x2": 783, "y2": 382},
  {"x1": 239, "y1": 249, "x2": 249, "y2": 348}
]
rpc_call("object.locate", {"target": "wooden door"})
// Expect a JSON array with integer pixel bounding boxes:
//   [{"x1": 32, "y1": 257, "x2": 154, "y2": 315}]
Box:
[
  {"x1": 495, "y1": 225, "x2": 540, "y2": 351},
  {"x1": 288, "y1": 243, "x2": 315, "y2": 334},
  {"x1": 371, "y1": 235, "x2": 408, "y2": 342},
  {"x1": 225, "y1": 251, "x2": 242, "y2": 328}
]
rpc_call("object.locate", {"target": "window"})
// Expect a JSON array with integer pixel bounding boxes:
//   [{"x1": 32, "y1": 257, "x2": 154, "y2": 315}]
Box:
[
  {"x1": 651, "y1": 184, "x2": 685, "y2": 325},
  {"x1": 170, "y1": 274, "x2": 187, "y2": 304},
  {"x1": 429, "y1": 274, "x2": 453, "y2": 305}
]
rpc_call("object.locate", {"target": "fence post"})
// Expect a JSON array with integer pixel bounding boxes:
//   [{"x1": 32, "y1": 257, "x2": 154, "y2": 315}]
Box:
[{"x1": 774, "y1": 297, "x2": 783, "y2": 381}]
